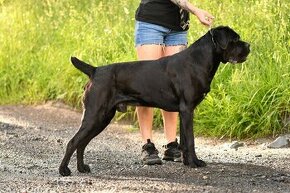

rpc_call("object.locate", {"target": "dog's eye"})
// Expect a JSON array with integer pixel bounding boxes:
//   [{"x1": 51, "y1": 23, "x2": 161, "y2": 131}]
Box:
[
  {"x1": 232, "y1": 38, "x2": 239, "y2": 43},
  {"x1": 234, "y1": 35, "x2": 240, "y2": 42}
]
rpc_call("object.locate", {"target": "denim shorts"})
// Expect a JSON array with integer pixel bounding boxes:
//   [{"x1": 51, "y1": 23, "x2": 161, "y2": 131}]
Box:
[{"x1": 134, "y1": 21, "x2": 188, "y2": 47}]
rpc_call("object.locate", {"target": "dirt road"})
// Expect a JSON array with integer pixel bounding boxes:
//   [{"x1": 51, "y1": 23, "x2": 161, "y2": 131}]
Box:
[{"x1": 0, "y1": 103, "x2": 289, "y2": 192}]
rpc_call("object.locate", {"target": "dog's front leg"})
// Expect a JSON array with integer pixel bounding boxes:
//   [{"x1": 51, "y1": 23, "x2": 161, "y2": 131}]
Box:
[{"x1": 179, "y1": 109, "x2": 206, "y2": 168}]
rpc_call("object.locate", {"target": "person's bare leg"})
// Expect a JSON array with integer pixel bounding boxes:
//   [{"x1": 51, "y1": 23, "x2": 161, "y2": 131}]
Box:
[
  {"x1": 136, "y1": 45, "x2": 164, "y2": 143},
  {"x1": 162, "y1": 45, "x2": 187, "y2": 143}
]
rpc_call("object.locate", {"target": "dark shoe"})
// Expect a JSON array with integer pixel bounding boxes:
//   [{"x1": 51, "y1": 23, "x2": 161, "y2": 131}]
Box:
[
  {"x1": 141, "y1": 139, "x2": 162, "y2": 165},
  {"x1": 163, "y1": 139, "x2": 182, "y2": 162}
]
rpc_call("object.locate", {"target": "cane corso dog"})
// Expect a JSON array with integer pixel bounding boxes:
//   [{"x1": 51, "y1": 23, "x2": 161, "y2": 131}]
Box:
[{"x1": 59, "y1": 26, "x2": 250, "y2": 176}]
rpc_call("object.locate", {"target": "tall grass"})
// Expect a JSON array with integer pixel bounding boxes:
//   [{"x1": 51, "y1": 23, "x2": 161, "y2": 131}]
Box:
[
  {"x1": 0, "y1": 0, "x2": 289, "y2": 138},
  {"x1": 0, "y1": 0, "x2": 137, "y2": 106},
  {"x1": 193, "y1": 0, "x2": 290, "y2": 138}
]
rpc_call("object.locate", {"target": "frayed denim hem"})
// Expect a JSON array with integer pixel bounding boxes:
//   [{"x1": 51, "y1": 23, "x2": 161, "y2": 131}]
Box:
[{"x1": 135, "y1": 43, "x2": 187, "y2": 48}]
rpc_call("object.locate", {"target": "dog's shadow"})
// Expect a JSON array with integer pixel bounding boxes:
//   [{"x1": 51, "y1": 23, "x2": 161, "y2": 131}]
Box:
[{"x1": 85, "y1": 151, "x2": 290, "y2": 192}]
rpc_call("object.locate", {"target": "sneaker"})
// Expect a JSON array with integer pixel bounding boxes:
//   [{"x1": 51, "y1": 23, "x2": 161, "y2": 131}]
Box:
[
  {"x1": 163, "y1": 139, "x2": 182, "y2": 162},
  {"x1": 141, "y1": 139, "x2": 162, "y2": 165}
]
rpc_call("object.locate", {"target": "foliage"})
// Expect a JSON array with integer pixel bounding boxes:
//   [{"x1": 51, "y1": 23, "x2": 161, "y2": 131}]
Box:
[{"x1": 0, "y1": 0, "x2": 289, "y2": 138}]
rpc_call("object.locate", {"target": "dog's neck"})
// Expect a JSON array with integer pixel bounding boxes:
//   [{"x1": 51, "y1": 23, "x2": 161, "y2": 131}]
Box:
[
  {"x1": 185, "y1": 33, "x2": 221, "y2": 74},
  {"x1": 208, "y1": 62, "x2": 220, "y2": 80},
  {"x1": 183, "y1": 32, "x2": 224, "y2": 88},
  {"x1": 205, "y1": 32, "x2": 222, "y2": 84}
]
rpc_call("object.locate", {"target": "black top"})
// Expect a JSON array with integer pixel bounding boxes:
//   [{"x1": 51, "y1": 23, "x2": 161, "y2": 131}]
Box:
[{"x1": 135, "y1": 0, "x2": 190, "y2": 31}]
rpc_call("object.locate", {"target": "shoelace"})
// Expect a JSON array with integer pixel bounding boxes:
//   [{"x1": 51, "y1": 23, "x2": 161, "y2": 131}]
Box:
[
  {"x1": 163, "y1": 140, "x2": 180, "y2": 149},
  {"x1": 143, "y1": 143, "x2": 158, "y2": 155}
]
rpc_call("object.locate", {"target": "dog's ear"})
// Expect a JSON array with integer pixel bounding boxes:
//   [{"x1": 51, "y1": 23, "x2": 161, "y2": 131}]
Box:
[{"x1": 213, "y1": 26, "x2": 240, "y2": 49}]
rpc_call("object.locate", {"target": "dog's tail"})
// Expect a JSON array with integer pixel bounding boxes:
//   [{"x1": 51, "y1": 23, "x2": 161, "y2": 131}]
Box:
[{"x1": 71, "y1": 57, "x2": 96, "y2": 77}]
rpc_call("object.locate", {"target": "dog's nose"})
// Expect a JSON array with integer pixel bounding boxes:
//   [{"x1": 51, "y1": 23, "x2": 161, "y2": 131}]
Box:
[{"x1": 245, "y1": 43, "x2": 250, "y2": 49}]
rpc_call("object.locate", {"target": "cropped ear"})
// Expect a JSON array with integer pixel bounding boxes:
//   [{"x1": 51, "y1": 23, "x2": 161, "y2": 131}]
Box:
[{"x1": 212, "y1": 26, "x2": 240, "y2": 49}]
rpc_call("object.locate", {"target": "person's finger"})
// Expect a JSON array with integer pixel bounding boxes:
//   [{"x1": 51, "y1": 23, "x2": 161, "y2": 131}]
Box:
[
  {"x1": 207, "y1": 14, "x2": 215, "y2": 20},
  {"x1": 208, "y1": 18, "x2": 214, "y2": 24},
  {"x1": 204, "y1": 17, "x2": 214, "y2": 27},
  {"x1": 204, "y1": 14, "x2": 214, "y2": 26},
  {"x1": 203, "y1": 10, "x2": 214, "y2": 19},
  {"x1": 201, "y1": 19, "x2": 211, "y2": 27}
]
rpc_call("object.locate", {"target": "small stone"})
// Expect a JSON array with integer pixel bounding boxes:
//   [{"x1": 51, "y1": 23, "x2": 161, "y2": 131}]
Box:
[
  {"x1": 230, "y1": 141, "x2": 244, "y2": 150},
  {"x1": 219, "y1": 168, "x2": 225, "y2": 172},
  {"x1": 267, "y1": 136, "x2": 290, "y2": 148}
]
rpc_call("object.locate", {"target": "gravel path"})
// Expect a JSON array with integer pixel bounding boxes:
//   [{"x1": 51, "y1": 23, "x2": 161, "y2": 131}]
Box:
[{"x1": 0, "y1": 103, "x2": 289, "y2": 193}]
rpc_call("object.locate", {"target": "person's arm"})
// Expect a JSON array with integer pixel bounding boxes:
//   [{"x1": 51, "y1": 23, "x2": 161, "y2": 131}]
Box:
[{"x1": 170, "y1": 0, "x2": 214, "y2": 26}]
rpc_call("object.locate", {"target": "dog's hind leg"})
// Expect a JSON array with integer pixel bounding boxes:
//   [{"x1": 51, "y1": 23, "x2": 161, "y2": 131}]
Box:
[
  {"x1": 76, "y1": 130, "x2": 101, "y2": 174},
  {"x1": 59, "y1": 111, "x2": 98, "y2": 176},
  {"x1": 59, "y1": 127, "x2": 90, "y2": 176},
  {"x1": 76, "y1": 109, "x2": 116, "y2": 174},
  {"x1": 59, "y1": 106, "x2": 116, "y2": 176}
]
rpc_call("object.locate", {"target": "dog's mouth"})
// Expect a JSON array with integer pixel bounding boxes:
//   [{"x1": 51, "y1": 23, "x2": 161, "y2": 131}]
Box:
[
  {"x1": 229, "y1": 48, "x2": 250, "y2": 64},
  {"x1": 228, "y1": 59, "x2": 238, "y2": 64},
  {"x1": 229, "y1": 56, "x2": 248, "y2": 64}
]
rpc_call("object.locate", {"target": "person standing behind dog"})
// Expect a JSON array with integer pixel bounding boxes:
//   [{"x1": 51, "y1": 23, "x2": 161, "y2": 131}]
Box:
[{"x1": 134, "y1": 0, "x2": 214, "y2": 165}]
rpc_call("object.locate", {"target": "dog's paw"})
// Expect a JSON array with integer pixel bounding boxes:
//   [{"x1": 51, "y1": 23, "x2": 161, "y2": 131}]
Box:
[
  {"x1": 189, "y1": 159, "x2": 207, "y2": 168},
  {"x1": 195, "y1": 159, "x2": 207, "y2": 167},
  {"x1": 183, "y1": 159, "x2": 189, "y2": 166},
  {"x1": 59, "y1": 166, "x2": 71, "y2": 176},
  {"x1": 78, "y1": 164, "x2": 91, "y2": 173}
]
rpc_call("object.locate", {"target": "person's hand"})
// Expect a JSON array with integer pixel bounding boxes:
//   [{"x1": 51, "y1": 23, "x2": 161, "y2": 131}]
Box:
[{"x1": 193, "y1": 8, "x2": 214, "y2": 27}]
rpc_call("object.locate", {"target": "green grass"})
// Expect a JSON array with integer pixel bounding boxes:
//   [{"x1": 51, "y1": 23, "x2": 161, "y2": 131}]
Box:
[{"x1": 0, "y1": 0, "x2": 289, "y2": 139}]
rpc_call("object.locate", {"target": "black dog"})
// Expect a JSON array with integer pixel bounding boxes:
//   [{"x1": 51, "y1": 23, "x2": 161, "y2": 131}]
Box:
[{"x1": 59, "y1": 26, "x2": 250, "y2": 176}]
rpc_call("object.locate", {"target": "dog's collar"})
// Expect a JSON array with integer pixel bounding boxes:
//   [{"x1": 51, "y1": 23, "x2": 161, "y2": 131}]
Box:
[{"x1": 209, "y1": 29, "x2": 217, "y2": 48}]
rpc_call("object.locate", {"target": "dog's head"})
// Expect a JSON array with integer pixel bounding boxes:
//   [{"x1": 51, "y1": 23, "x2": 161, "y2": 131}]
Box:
[{"x1": 211, "y1": 26, "x2": 250, "y2": 64}]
